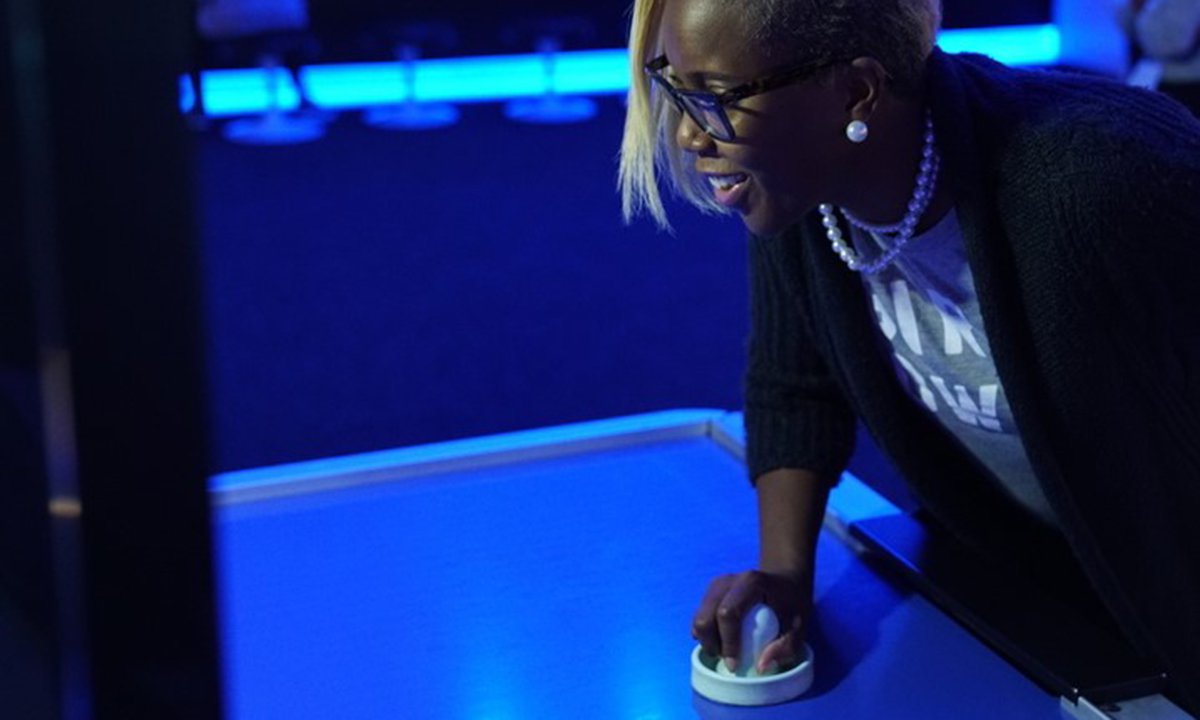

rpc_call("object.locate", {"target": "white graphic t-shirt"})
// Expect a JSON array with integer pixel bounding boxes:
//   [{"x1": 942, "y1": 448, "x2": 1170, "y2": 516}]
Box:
[{"x1": 851, "y1": 210, "x2": 1058, "y2": 528}]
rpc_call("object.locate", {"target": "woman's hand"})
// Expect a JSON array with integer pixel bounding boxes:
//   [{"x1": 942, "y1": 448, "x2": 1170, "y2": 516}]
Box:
[
  {"x1": 690, "y1": 466, "x2": 831, "y2": 673},
  {"x1": 691, "y1": 568, "x2": 814, "y2": 673}
]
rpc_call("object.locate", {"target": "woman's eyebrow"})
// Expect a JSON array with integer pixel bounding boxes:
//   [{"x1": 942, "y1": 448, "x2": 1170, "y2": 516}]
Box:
[{"x1": 672, "y1": 67, "x2": 743, "y2": 86}]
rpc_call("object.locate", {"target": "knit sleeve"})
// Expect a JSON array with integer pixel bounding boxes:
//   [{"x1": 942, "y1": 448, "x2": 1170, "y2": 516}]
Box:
[{"x1": 743, "y1": 228, "x2": 856, "y2": 485}]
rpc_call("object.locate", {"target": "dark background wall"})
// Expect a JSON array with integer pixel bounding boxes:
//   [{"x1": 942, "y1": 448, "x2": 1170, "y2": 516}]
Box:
[
  {"x1": 304, "y1": 0, "x2": 1054, "y2": 56},
  {"x1": 200, "y1": 100, "x2": 750, "y2": 473}
]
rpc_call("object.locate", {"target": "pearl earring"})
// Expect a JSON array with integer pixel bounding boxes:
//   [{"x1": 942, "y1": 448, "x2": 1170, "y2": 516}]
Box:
[{"x1": 846, "y1": 120, "x2": 869, "y2": 144}]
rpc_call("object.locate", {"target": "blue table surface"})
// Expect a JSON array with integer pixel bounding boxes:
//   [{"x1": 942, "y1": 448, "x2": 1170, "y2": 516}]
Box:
[{"x1": 214, "y1": 435, "x2": 1059, "y2": 719}]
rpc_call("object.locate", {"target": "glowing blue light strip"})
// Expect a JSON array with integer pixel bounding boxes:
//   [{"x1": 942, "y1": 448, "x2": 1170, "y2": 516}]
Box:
[
  {"x1": 936, "y1": 23, "x2": 1061, "y2": 67},
  {"x1": 189, "y1": 66, "x2": 302, "y2": 116},
  {"x1": 183, "y1": 24, "x2": 1061, "y2": 117},
  {"x1": 300, "y1": 48, "x2": 629, "y2": 109}
]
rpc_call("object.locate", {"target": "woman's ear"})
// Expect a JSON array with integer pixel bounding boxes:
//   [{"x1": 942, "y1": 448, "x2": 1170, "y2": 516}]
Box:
[{"x1": 843, "y1": 56, "x2": 890, "y2": 121}]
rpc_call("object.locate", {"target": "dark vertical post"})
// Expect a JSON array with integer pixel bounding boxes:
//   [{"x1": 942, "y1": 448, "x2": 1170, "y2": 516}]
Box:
[
  {"x1": 3, "y1": 0, "x2": 223, "y2": 717},
  {"x1": 0, "y1": 3, "x2": 60, "y2": 716}
]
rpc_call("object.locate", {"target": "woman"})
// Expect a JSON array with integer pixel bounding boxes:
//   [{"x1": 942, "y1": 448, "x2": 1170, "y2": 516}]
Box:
[{"x1": 618, "y1": 0, "x2": 1200, "y2": 712}]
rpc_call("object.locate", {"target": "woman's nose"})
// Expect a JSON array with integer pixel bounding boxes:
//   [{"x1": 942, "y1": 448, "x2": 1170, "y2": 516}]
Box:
[{"x1": 676, "y1": 112, "x2": 714, "y2": 152}]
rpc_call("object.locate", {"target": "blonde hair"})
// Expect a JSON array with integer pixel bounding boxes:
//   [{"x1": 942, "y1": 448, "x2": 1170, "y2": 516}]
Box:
[
  {"x1": 617, "y1": 0, "x2": 943, "y2": 229},
  {"x1": 618, "y1": 0, "x2": 720, "y2": 230}
]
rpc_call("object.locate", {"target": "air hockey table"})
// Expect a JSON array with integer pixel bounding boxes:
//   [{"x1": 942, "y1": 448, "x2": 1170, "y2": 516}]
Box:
[{"x1": 209, "y1": 410, "x2": 1194, "y2": 720}]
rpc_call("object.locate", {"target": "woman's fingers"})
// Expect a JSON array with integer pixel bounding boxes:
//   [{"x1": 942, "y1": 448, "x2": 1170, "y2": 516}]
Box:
[
  {"x1": 692, "y1": 575, "x2": 734, "y2": 657},
  {"x1": 756, "y1": 630, "x2": 799, "y2": 673},
  {"x1": 713, "y1": 571, "x2": 764, "y2": 671},
  {"x1": 692, "y1": 569, "x2": 812, "y2": 673}
]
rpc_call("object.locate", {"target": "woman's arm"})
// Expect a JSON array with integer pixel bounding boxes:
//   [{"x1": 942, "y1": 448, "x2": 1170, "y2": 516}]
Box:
[
  {"x1": 757, "y1": 468, "x2": 830, "y2": 582},
  {"x1": 743, "y1": 227, "x2": 856, "y2": 484},
  {"x1": 691, "y1": 226, "x2": 853, "y2": 672}
]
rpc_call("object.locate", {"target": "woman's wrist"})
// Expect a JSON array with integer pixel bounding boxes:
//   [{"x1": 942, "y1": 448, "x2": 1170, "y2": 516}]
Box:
[{"x1": 755, "y1": 467, "x2": 831, "y2": 584}]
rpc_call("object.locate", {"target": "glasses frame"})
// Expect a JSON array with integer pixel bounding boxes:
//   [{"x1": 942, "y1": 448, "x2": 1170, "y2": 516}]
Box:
[{"x1": 644, "y1": 54, "x2": 833, "y2": 142}]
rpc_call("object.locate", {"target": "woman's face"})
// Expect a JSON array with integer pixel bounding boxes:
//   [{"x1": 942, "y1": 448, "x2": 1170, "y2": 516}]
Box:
[{"x1": 659, "y1": 0, "x2": 850, "y2": 236}]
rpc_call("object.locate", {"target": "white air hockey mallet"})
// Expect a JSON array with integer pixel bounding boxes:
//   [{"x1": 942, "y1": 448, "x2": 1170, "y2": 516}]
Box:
[{"x1": 690, "y1": 603, "x2": 815, "y2": 706}]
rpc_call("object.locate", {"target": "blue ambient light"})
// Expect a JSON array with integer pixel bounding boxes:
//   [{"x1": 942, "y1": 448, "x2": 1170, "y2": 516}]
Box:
[
  {"x1": 180, "y1": 74, "x2": 196, "y2": 114},
  {"x1": 936, "y1": 24, "x2": 1062, "y2": 67},
  {"x1": 190, "y1": 66, "x2": 303, "y2": 117},
  {"x1": 298, "y1": 48, "x2": 628, "y2": 110},
  {"x1": 187, "y1": 24, "x2": 1062, "y2": 118}
]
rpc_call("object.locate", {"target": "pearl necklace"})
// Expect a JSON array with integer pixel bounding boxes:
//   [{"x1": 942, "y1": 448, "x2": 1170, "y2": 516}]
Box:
[{"x1": 819, "y1": 112, "x2": 939, "y2": 275}]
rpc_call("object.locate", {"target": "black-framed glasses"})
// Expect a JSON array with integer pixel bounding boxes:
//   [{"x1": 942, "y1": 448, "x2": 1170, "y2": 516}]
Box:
[{"x1": 644, "y1": 54, "x2": 832, "y2": 142}]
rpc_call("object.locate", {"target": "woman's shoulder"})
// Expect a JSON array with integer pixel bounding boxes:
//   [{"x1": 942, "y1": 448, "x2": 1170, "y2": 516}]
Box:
[
  {"x1": 936, "y1": 49, "x2": 1192, "y2": 122},
  {"x1": 935, "y1": 51, "x2": 1200, "y2": 184},
  {"x1": 932, "y1": 54, "x2": 1200, "y2": 271}
]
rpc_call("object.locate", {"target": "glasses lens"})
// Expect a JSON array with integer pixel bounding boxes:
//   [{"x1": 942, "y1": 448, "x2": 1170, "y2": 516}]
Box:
[
  {"x1": 649, "y1": 72, "x2": 735, "y2": 142},
  {"x1": 681, "y1": 95, "x2": 733, "y2": 141},
  {"x1": 650, "y1": 75, "x2": 687, "y2": 113}
]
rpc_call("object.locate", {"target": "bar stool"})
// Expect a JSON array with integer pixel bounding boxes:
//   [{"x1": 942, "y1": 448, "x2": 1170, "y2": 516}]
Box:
[
  {"x1": 358, "y1": 21, "x2": 461, "y2": 131},
  {"x1": 205, "y1": 28, "x2": 334, "y2": 144},
  {"x1": 500, "y1": 16, "x2": 599, "y2": 124}
]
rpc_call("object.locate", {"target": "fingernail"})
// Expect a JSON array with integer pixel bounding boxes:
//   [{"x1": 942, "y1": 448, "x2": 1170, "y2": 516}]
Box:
[{"x1": 723, "y1": 657, "x2": 738, "y2": 672}]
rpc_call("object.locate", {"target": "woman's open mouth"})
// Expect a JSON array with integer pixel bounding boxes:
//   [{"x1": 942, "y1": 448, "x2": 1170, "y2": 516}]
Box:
[{"x1": 707, "y1": 173, "x2": 750, "y2": 208}]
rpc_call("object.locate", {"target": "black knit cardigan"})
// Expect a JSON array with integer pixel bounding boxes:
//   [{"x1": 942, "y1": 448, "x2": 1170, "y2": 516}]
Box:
[{"x1": 743, "y1": 48, "x2": 1200, "y2": 709}]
